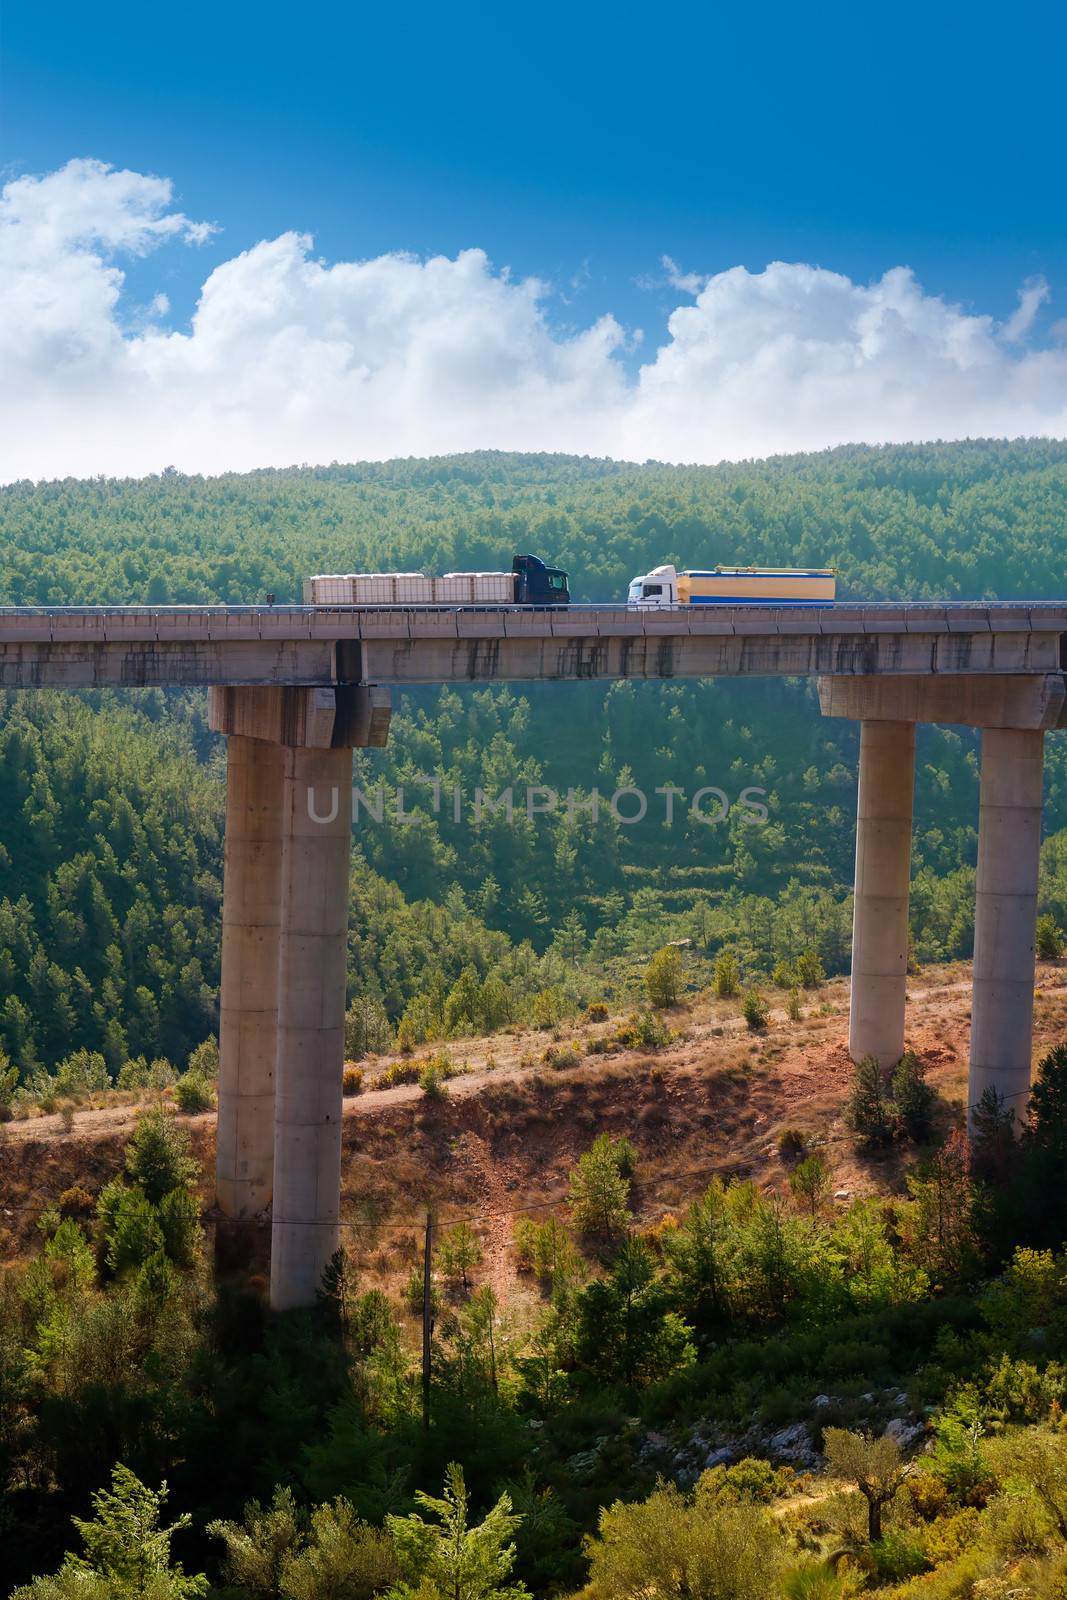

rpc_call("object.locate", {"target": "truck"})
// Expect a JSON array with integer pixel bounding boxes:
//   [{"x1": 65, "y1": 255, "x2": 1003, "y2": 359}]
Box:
[
  {"x1": 303, "y1": 553, "x2": 569, "y2": 606},
  {"x1": 626, "y1": 565, "x2": 836, "y2": 607}
]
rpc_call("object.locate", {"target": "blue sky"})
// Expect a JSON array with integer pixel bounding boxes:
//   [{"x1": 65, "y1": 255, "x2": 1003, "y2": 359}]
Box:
[
  {"x1": 3, "y1": 0, "x2": 1067, "y2": 477},
  {"x1": 6, "y1": 0, "x2": 1065, "y2": 336}
]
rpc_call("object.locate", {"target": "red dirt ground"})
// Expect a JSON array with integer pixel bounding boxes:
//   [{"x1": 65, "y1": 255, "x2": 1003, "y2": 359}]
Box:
[{"x1": 3, "y1": 962, "x2": 1067, "y2": 1299}]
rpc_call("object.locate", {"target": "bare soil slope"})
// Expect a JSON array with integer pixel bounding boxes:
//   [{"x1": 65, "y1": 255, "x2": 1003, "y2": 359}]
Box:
[{"x1": 4, "y1": 963, "x2": 1067, "y2": 1296}]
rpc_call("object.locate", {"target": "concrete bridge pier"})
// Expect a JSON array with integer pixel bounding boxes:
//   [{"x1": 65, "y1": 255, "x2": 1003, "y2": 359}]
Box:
[
  {"x1": 820, "y1": 673, "x2": 1063, "y2": 1123},
  {"x1": 209, "y1": 683, "x2": 391, "y2": 1309},
  {"x1": 970, "y1": 727, "x2": 1045, "y2": 1125},
  {"x1": 271, "y1": 743, "x2": 355, "y2": 1309},
  {"x1": 849, "y1": 720, "x2": 916, "y2": 1068},
  {"x1": 215, "y1": 733, "x2": 286, "y2": 1217}
]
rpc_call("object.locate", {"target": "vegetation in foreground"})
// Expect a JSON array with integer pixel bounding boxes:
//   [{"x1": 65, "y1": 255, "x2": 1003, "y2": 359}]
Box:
[{"x1": 6, "y1": 1042, "x2": 1067, "y2": 1596}]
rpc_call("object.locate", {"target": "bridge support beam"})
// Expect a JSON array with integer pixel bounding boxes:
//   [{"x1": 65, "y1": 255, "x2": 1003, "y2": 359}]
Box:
[
  {"x1": 216, "y1": 735, "x2": 285, "y2": 1218},
  {"x1": 209, "y1": 682, "x2": 391, "y2": 1308},
  {"x1": 969, "y1": 728, "x2": 1045, "y2": 1127},
  {"x1": 820, "y1": 676, "x2": 1054, "y2": 1129},
  {"x1": 849, "y1": 720, "x2": 915, "y2": 1069},
  {"x1": 271, "y1": 744, "x2": 354, "y2": 1310}
]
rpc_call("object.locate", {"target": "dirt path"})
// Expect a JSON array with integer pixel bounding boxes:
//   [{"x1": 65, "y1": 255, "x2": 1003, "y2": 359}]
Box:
[
  {"x1": 7, "y1": 964, "x2": 1065, "y2": 1156},
  {"x1": 5, "y1": 962, "x2": 1067, "y2": 1278}
]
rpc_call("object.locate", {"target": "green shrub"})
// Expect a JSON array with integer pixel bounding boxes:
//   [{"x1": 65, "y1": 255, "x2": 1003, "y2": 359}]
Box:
[
  {"x1": 419, "y1": 1062, "x2": 450, "y2": 1100},
  {"x1": 646, "y1": 945, "x2": 683, "y2": 1008},
  {"x1": 615, "y1": 1011, "x2": 671, "y2": 1050},
  {"x1": 116, "y1": 1056, "x2": 149, "y2": 1091},
  {"x1": 796, "y1": 949, "x2": 826, "y2": 989},
  {"x1": 1037, "y1": 913, "x2": 1065, "y2": 959},
  {"x1": 542, "y1": 1043, "x2": 581, "y2": 1070},
  {"x1": 846, "y1": 1056, "x2": 893, "y2": 1147},
  {"x1": 0, "y1": 1053, "x2": 17, "y2": 1118},
  {"x1": 529, "y1": 988, "x2": 565, "y2": 1028},
  {"x1": 147, "y1": 1057, "x2": 177, "y2": 1091},
  {"x1": 403, "y1": 1268, "x2": 440, "y2": 1316},
  {"x1": 714, "y1": 950, "x2": 741, "y2": 999},
  {"x1": 158, "y1": 1185, "x2": 201, "y2": 1269},
  {"x1": 513, "y1": 1215, "x2": 581, "y2": 1287},
  {"x1": 579, "y1": 1478, "x2": 782, "y2": 1600},
  {"x1": 381, "y1": 1059, "x2": 422, "y2": 1087},
  {"x1": 742, "y1": 988, "x2": 769, "y2": 1031},
  {"x1": 103, "y1": 1187, "x2": 166, "y2": 1277},
  {"x1": 125, "y1": 1107, "x2": 198, "y2": 1203},
  {"x1": 892, "y1": 1052, "x2": 936, "y2": 1141},
  {"x1": 789, "y1": 1153, "x2": 832, "y2": 1220},
  {"x1": 585, "y1": 1000, "x2": 609, "y2": 1022},
  {"x1": 344, "y1": 994, "x2": 393, "y2": 1059},
  {"x1": 54, "y1": 1050, "x2": 111, "y2": 1098},
  {"x1": 569, "y1": 1134, "x2": 633, "y2": 1241},
  {"x1": 186, "y1": 1037, "x2": 219, "y2": 1079},
  {"x1": 870, "y1": 1530, "x2": 928, "y2": 1582},
  {"x1": 174, "y1": 1072, "x2": 215, "y2": 1114},
  {"x1": 436, "y1": 1222, "x2": 482, "y2": 1289},
  {"x1": 701, "y1": 1457, "x2": 797, "y2": 1504}
]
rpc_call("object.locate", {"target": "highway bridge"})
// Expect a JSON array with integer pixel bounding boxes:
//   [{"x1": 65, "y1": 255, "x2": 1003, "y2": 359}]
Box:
[
  {"x1": 4, "y1": 597, "x2": 1065, "y2": 1307},
  {"x1": 0, "y1": 600, "x2": 1064, "y2": 686}
]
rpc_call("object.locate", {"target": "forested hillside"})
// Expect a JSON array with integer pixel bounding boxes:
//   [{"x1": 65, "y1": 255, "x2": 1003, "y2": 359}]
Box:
[
  {"x1": 6, "y1": 442, "x2": 1067, "y2": 1600},
  {"x1": 4, "y1": 440, "x2": 1067, "y2": 606},
  {"x1": 1, "y1": 440, "x2": 1066, "y2": 1069}
]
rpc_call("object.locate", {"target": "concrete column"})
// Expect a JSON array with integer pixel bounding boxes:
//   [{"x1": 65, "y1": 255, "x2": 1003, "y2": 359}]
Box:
[
  {"x1": 270, "y1": 744, "x2": 354, "y2": 1310},
  {"x1": 849, "y1": 720, "x2": 916, "y2": 1068},
  {"x1": 216, "y1": 735, "x2": 286, "y2": 1217},
  {"x1": 969, "y1": 727, "x2": 1045, "y2": 1125}
]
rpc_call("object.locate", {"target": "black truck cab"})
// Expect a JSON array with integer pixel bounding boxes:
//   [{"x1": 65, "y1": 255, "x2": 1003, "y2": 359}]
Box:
[{"x1": 513, "y1": 553, "x2": 569, "y2": 605}]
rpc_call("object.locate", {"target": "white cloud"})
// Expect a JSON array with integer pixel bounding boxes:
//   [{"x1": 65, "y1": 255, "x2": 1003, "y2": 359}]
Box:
[
  {"x1": 2, "y1": 159, "x2": 1067, "y2": 480},
  {"x1": 1002, "y1": 276, "x2": 1050, "y2": 343},
  {"x1": 661, "y1": 254, "x2": 706, "y2": 296}
]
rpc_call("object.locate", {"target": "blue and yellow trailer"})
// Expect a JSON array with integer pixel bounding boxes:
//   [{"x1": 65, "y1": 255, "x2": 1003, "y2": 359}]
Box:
[{"x1": 627, "y1": 564, "x2": 836, "y2": 606}]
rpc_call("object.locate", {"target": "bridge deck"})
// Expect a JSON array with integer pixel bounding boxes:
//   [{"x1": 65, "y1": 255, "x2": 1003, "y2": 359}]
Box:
[
  {"x1": 0, "y1": 603, "x2": 1062, "y2": 687},
  {"x1": 0, "y1": 600, "x2": 1065, "y2": 644}
]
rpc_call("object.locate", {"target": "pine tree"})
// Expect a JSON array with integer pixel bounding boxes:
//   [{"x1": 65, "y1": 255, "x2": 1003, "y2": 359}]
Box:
[
  {"x1": 568, "y1": 1136, "x2": 632, "y2": 1242},
  {"x1": 386, "y1": 1463, "x2": 529, "y2": 1600},
  {"x1": 124, "y1": 1107, "x2": 198, "y2": 1204},
  {"x1": 437, "y1": 1223, "x2": 484, "y2": 1291},
  {"x1": 13, "y1": 1465, "x2": 207, "y2": 1600},
  {"x1": 891, "y1": 1052, "x2": 936, "y2": 1142},
  {"x1": 1029, "y1": 1044, "x2": 1067, "y2": 1156},
  {"x1": 645, "y1": 946, "x2": 682, "y2": 1008},
  {"x1": 789, "y1": 1153, "x2": 832, "y2": 1221},
  {"x1": 903, "y1": 1129, "x2": 976, "y2": 1284},
  {"x1": 1036, "y1": 914, "x2": 1065, "y2": 960},
  {"x1": 846, "y1": 1056, "x2": 892, "y2": 1147},
  {"x1": 208, "y1": 1486, "x2": 305, "y2": 1596},
  {"x1": 574, "y1": 1236, "x2": 696, "y2": 1388},
  {"x1": 970, "y1": 1086, "x2": 1016, "y2": 1184},
  {"x1": 713, "y1": 950, "x2": 740, "y2": 999}
]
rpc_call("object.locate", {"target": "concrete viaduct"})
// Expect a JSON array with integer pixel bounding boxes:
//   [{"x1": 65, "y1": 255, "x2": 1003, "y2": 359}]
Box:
[{"x1": 1, "y1": 599, "x2": 1065, "y2": 1308}]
